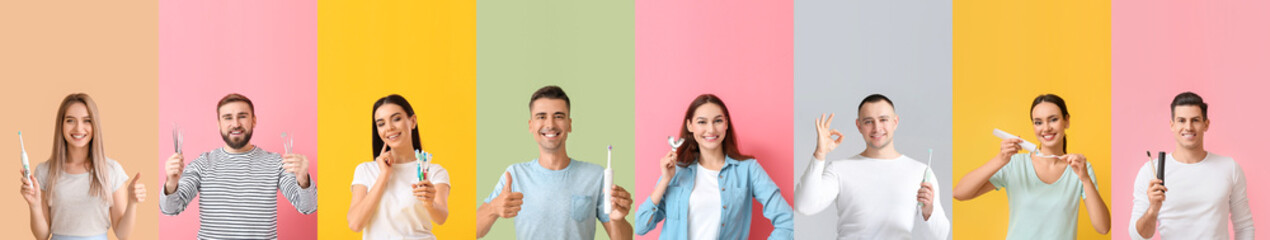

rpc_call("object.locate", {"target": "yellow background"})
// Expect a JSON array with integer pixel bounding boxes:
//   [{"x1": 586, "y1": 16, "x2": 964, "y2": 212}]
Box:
[
  {"x1": 317, "y1": 0, "x2": 476, "y2": 239},
  {"x1": 952, "y1": 0, "x2": 1111, "y2": 239}
]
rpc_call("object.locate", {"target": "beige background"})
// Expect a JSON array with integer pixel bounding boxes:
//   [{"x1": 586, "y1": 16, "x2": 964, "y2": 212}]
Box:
[{"x1": 0, "y1": 1, "x2": 158, "y2": 239}]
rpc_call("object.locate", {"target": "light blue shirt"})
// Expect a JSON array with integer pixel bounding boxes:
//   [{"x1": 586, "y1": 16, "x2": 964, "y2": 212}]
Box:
[
  {"x1": 635, "y1": 156, "x2": 794, "y2": 240},
  {"x1": 989, "y1": 153, "x2": 1097, "y2": 240},
  {"x1": 483, "y1": 158, "x2": 610, "y2": 240}
]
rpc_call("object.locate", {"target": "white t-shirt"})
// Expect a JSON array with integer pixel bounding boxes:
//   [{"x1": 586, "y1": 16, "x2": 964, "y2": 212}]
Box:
[
  {"x1": 688, "y1": 164, "x2": 722, "y2": 240},
  {"x1": 1129, "y1": 152, "x2": 1254, "y2": 240},
  {"x1": 35, "y1": 158, "x2": 128, "y2": 237},
  {"x1": 352, "y1": 161, "x2": 450, "y2": 240},
  {"x1": 795, "y1": 154, "x2": 950, "y2": 240}
]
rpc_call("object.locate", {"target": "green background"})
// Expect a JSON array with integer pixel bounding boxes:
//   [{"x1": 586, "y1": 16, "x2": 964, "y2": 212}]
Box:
[{"x1": 475, "y1": 0, "x2": 634, "y2": 239}]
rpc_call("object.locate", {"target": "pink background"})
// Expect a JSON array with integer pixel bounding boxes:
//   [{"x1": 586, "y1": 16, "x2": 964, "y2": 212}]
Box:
[
  {"x1": 159, "y1": 0, "x2": 317, "y2": 239},
  {"x1": 634, "y1": 0, "x2": 793, "y2": 238},
  {"x1": 1111, "y1": 0, "x2": 1270, "y2": 239}
]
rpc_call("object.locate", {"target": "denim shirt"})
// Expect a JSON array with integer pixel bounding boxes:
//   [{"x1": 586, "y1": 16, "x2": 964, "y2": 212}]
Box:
[{"x1": 634, "y1": 156, "x2": 794, "y2": 240}]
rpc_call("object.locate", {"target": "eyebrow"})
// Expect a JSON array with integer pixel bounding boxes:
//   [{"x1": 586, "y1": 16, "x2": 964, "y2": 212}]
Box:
[{"x1": 375, "y1": 112, "x2": 402, "y2": 122}]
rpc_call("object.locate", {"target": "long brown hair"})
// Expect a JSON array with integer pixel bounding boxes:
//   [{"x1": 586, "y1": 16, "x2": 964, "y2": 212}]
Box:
[
  {"x1": 46, "y1": 93, "x2": 112, "y2": 202},
  {"x1": 675, "y1": 94, "x2": 753, "y2": 166}
]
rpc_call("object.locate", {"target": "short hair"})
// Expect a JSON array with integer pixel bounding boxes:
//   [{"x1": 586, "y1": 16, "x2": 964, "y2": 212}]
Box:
[
  {"x1": 1170, "y1": 91, "x2": 1208, "y2": 119},
  {"x1": 857, "y1": 94, "x2": 895, "y2": 113},
  {"x1": 528, "y1": 85, "x2": 570, "y2": 111},
  {"x1": 217, "y1": 93, "x2": 255, "y2": 115}
]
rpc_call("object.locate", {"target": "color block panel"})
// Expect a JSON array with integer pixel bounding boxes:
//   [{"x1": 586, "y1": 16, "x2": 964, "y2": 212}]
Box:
[
  {"x1": 317, "y1": 0, "x2": 477, "y2": 239},
  {"x1": 159, "y1": 0, "x2": 317, "y2": 238},
  {"x1": 476, "y1": 0, "x2": 634, "y2": 239},
  {"x1": 792, "y1": 0, "x2": 952, "y2": 238},
  {"x1": 1110, "y1": 0, "x2": 1270, "y2": 239},
  {"x1": 952, "y1": 0, "x2": 1111, "y2": 239},
  {"x1": 636, "y1": 0, "x2": 794, "y2": 239}
]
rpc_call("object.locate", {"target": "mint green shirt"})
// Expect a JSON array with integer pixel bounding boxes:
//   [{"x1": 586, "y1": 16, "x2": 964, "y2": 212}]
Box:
[{"x1": 988, "y1": 153, "x2": 1096, "y2": 240}]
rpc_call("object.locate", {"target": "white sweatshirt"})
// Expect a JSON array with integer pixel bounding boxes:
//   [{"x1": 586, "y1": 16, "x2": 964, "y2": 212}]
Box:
[
  {"x1": 1129, "y1": 152, "x2": 1254, "y2": 240},
  {"x1": 795, "y1": 154, "x2": 950, "y2": 240}
]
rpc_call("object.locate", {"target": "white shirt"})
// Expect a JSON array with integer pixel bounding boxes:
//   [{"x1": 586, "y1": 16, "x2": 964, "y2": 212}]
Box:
[
  {"x1": 352, "y1": 161, "x2": 450, "y2": 240},
  {"x1": 1129, "y1": 152, "x2": 1254, "y2": 240},
  {"x1": 36, "y1": 158, "x2": 127, "y2": 237},
  {"x1": 688, "y1": 164, "x2": 722, "y2": 240},
  {"x1": 795, "y1": 154, "x2": 950, "y2": 240}
]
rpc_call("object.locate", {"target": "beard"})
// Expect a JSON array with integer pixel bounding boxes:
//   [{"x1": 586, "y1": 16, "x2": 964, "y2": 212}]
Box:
[{"x1": 221, "y1": 128, "x2": 253, "y2": 149}]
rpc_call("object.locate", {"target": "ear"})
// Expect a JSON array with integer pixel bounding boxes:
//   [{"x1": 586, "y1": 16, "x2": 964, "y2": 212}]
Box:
[
  {"x1": 685, "y1": 119, "x2": 694, "y2": 133},
  {"x1": 409, "y1": 115, "x2": 418, "y2": 130},
  {"x1": 1202, "y1": 117, "x2": 1211, "y2": 131}
]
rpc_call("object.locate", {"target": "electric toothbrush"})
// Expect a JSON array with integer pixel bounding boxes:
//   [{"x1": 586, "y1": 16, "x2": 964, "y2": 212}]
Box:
[
  {"x1": 919, "y1": 149, "x2": 932, "y2": 207},
  {"x1": 603, "y1": 145, "x2": 614, "y2": 215},
  {"x1": 19, "y1": 131, "x2": 30, "y2": 178}
]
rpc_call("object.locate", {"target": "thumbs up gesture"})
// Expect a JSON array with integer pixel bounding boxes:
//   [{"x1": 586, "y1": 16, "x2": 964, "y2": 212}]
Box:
[
  {"x1": 491, "y1": 172, "x2": 523, "y2": 218},
  {"x1": 128, "y1": 172, "x2": 146, "y2": 204}
]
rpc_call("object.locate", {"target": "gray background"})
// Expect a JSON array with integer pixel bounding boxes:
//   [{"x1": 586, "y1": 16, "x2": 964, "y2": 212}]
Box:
[{"x1": 793, "y1": 0, "x2": 952, "y2": 239}]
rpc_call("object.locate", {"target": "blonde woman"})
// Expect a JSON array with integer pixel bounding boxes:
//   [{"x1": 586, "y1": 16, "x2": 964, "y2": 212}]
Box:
[{"x1": 20, "y1": 93, "x2": 146, "y2": 240}]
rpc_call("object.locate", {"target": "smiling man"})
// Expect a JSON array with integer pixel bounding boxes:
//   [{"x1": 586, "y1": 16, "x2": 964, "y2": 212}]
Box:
[
  {"x1": 160, "y1": 93, "x2": 317, "y2": 239},
  {"x1": 794, "y1": 94, "x2": 949, "y2": 239},
  {"x1": 1129, "y1": 92, "x2": 1254, "y2": 240},
  {"x1": 475, "y1": 85, "x2": 633, "y2": 240}
]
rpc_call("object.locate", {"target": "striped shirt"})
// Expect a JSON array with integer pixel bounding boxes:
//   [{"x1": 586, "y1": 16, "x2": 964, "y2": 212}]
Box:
[{"x1": 160, "y1": 146, "x2": 317, "y2": 239}]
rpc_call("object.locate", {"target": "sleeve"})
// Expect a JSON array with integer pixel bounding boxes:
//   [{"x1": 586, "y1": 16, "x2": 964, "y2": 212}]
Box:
[
  {"x1": 160, "y1": 153, "x2": 206, "y2": 215},
  {"x1": 988, "y1": 154, "x2": 1016, "y2": 190},
  {"x1": 109, "y1": 160, "x2": 129, "y2": 192},
  {"x1": 428, "y1": 164, "x2": 450, "y2": 185},
  {"x1": 915, "y1": 171, "x2": 950, "y2": 240},
  {"x1": 1230, "y1": 162, "x2": 1255, "y2": 240},
  {"x1": 34, "y1": 162, "x2": 49, "y2": 191},
  {"x1": 793, "y1": 158, "x2": 839, "y2": 216},
  {"x1": 1080, "y1": 161, "x2": 1098, "y2": 200},
  {"x1": 482, "y1": 167, "x2": 513, "y2": 204},
  {"x1": 351, "y1": 162, "x2": 375, "y2": 191},
  {"x1": 278, "y1": 154, "x2": 317, "y2": 215},
  {"x1": 749, "y1": 161, "x2": 794, "y2": 240},
  {"x1": 634, "y1": 175, "x2": 668, "y2": 235},
  {"x1": 1128, "y1": 161, "x2": 1153, "y2": 240}
]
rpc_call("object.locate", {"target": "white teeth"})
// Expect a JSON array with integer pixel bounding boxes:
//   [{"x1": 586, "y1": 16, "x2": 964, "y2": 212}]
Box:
[{"x1": 543, "y1": 133, "x2": 557, "y2": 137}]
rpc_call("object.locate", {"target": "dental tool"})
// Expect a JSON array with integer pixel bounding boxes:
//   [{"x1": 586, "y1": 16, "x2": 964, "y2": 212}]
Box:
[
  {"x1": 667, "y1": 136, "x2": 685, "y2": 149},
  {"x1": 415, "y1": 149, "x2": 431, "y2": 181},
  {"x1": 919, "y1": 149, "x2": 933, "y2": 208},
  {"x1": 172, "y1": 124, "x2": 183, "y2": 154},
  {"x1": 281, "y1": 132, "x2": 293, "y2": 155},
  {"x1": 19, "y1": 131, "x2": 30, "y2": 178},
  {"x1": 992, "y1": 128, "x2": 1058, "y2": 158},
  {"x1": 603, "y1": 145, "x2": 614, "y2": 215}
]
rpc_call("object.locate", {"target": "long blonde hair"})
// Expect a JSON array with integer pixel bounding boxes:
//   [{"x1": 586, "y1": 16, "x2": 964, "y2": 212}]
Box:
[{"x1": 46, "y1": 93, "x2": 112, "y2": 202}]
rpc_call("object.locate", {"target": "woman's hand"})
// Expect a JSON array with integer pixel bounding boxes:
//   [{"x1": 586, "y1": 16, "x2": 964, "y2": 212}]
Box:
[
  {"x1": 413, "y1": 180, "x2": 436, "y2": 208},
  {"x1": 1063, "y1": 154, "x2": 1089, "y2": 181},
  {"x1": 376, "y1": 144, "x2": 394, "y2": 179},
  {"x1": 20, "y1": 170, "x2": 40, "y2": 206},
  {"x1": 660, "y1": 149, "x2": 677, "y2": 180},
  {"x1": 998, "y1": 138, "x2": 1023, "y2": 160}
]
